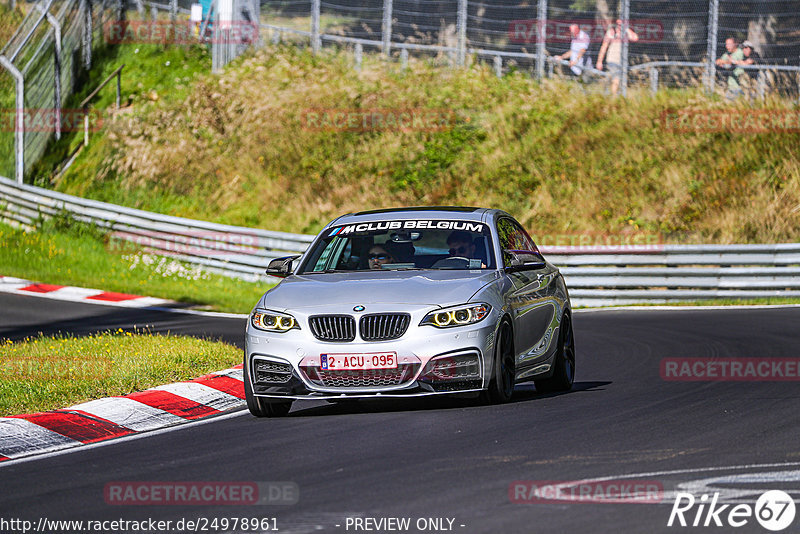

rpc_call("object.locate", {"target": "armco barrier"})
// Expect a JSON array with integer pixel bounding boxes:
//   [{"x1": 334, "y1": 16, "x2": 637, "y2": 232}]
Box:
[{"x1": 2, "y1": 175, "x2": 800, "y2": 306}]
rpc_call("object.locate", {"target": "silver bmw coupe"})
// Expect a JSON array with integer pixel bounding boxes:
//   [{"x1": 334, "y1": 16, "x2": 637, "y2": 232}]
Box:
[{"x1": 244, "y1": 207, "x2": 575, "y2": 416}]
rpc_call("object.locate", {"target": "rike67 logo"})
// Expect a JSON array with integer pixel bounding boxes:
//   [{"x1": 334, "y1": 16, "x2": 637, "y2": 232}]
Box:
[{"x1": 668, "y1": 490, "x2": 796, "y2": 531}]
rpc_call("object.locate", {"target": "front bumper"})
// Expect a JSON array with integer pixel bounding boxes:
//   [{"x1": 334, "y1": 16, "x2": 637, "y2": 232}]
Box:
[{"x1": 244, "y1": 307, "x2": 497, "y2": 400}]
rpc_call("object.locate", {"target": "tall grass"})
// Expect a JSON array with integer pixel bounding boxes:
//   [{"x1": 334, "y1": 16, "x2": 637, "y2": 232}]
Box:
[{"x1": 45, "y1": 44, "x2": 800, "y2": 243}]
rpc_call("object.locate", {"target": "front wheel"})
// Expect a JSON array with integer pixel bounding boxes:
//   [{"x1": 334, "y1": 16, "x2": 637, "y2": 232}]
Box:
[
  {"x1": 534, "y1": 313, "x2": 575, "y2": 393},
  {"x1": 481, "y1": 323, "x2": 515, "y2": 404},
  {"x1": 244, "y1": 357, "x2": 293, "y2": 417}
]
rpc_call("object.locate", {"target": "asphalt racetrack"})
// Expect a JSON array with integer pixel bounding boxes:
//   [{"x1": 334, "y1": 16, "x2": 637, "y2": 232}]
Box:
[{"x1": 1, "y1": 293, "x2": 799, "y2": 533}]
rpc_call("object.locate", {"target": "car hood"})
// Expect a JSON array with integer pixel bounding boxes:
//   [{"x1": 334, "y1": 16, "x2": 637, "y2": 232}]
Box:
[{"x1": 260, "y1": 270, "x2": 499, "y2": 311}]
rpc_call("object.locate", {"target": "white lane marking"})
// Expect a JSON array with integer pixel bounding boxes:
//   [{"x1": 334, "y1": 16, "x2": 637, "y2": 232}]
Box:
[
  {"x1": 673, "y1": 470, "x2": 800, "y2": 503},
  {"x1": 146, "y1": 306, "x2": 248, "y2": 319},
  {"x1": 212, "y1": 367, "x2": 244, "y2": 381},
  {"x1": 152, "y1": 382, "x2": 244, "y2": 412},
  {"x1": 68, "y1": 397, "x2": 185, "y2": 431},
  {"x1": 576, "y1": 304, "x2": 800, "y2": 313},
  {"x1": 539, "y1": 461, "x2": 800, "y2": 505},
  {"x1": 0, "y1": 409, "x2": 249, "y2": 468},
  {"x1": 0, "y1": 418, "x2": 82, "y2": 459}
]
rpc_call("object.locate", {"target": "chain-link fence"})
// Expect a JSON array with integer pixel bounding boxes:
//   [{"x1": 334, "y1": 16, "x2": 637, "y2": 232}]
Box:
[
  {"x1": 251, "y1": 0, "x2": 799, "y2": 97},
  {"x1": 0, "y1": 0, "x2": 117, "y2": 182}
]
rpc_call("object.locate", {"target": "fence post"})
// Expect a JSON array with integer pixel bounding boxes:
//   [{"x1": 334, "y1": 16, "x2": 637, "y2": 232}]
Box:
[
  {"x1": 0, "y1": 56, "x2": 24, "y2": 184},
  {"x1": 705, "y1": 0, "x2": 718, "y2": 93},
  {"x1": 381, "y1": 0, "x2": 392, "y2": 57},
  {"x1": 400, "y1": 48, "x2": 408, "y2": 70},
  {"x1": 757, "y1": 69, "x2": 765, "y2": 99},
  {"x1": 649, "y1": 67, "x2": 658, "y2": 94},
  {"x1": 536, "y1": 0, "x2": 546, "y2": 78},
  {"x1": 170, "y1": 0, "x2": 177, "y2": 23},
  {"x1": 619, "y1": 0, "x2": 630, "y2": 97},
  {"x1": 83, "y1": 0, "x2": 92, "y2": 70},
  {"x1": 354, "y1": 43, "x2": 362, "y2": 72},
  {"x1": 494, "y1": 55, "x2": 501, "y2": 77},
  {"x1": 44, "y1": 8, "x2": 63, "y2": 140},
  {"x1": 311, "y1": 0, "x2": 320, "y2": 54},
  {"x1": 456, "y1": 0, "x2": 466, "y2": 67}
]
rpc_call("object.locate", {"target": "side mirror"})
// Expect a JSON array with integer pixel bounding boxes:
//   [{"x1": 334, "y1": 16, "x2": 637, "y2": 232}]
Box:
[
  {"x1": 266, "y1": 255, "x2": 301, "y2": 278},
  {"x1": 504, "y1": 250, "x2": 546, "y2": 271}
]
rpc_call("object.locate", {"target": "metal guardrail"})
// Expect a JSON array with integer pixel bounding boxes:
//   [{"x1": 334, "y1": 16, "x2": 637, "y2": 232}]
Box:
[
  {"x1": 0, "y1": 175, "x2": 313, "y2": 281},
  {"x1": 2, "y1": 175, "x2": 800, "y2": 305}
]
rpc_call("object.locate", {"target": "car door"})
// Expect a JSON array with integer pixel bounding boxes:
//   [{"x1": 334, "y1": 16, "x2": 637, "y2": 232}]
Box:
[{"x1": 496, "y1": 217, "x2": 561, "y2": 371}]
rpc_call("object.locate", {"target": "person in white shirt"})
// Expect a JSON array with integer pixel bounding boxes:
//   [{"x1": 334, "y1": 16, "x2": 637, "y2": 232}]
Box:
[{"x1": 559, "y1": 24, "x2": 591, "y2": 78}]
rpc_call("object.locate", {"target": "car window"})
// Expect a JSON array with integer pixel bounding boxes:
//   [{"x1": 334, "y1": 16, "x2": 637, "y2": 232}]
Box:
[
  {"x1": 298, "y1": 219, "x2": 495, "y2": 273},
  {"x1": 497, "y1": 217, "x2": 540, "y2": 267}
]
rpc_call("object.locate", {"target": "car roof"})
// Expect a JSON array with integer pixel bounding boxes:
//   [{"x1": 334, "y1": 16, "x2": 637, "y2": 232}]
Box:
[{"x1": 328, "y1": 206, "x2": 508, "y2": 227}]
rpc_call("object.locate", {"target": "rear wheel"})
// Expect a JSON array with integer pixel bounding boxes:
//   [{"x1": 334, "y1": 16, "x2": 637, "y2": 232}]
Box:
[
  {"x1": 482, "y1": 322, "x2": 515, "y2": 404},
  {"x1": 534, "y1": 313, "x2": 575, "y2": 393},
  {"x1": 244, "y1": 357, "x2": 293, "y2": 417}
]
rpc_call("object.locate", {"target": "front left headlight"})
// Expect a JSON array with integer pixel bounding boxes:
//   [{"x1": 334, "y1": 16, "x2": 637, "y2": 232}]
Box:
[
  {"x1": 251, "y1": 310, "x2": 299, "y2": 332},
  {"x1": 420, "y1": 303, "x2": 491, "y2": 328}
]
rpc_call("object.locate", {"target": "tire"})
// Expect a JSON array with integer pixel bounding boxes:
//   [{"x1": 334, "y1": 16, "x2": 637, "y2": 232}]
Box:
[
  {"x1": 534, "y1": 313, "x2": 575, "y2": 393},
  {"x1": 244, "y1": 357, "x2": 293, "y2": 417},
  {"x1": 482, "y1": 322, "x2": 515, "y2": 404}
]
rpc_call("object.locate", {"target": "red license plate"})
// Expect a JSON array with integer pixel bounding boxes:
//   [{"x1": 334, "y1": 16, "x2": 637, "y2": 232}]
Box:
[{"x1": 320, "y1": 352, "x2": 397, "y2": 370}]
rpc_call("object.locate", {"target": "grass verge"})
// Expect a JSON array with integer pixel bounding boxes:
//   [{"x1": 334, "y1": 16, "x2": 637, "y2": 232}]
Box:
[
  {"x1": 0, "y1": 219, "x2": 271, "y2": 313},
  {"x1": 0, "y1": 331, "x2": 241, "y2": 416},
  {"x1": 40, "y1": 44, "x2": 800, "y2": 243}
]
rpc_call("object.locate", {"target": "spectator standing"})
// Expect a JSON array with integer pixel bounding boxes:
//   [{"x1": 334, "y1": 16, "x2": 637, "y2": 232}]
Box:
[
  {"x1": 596, "y1": 19, "x2": 639, "y2": 95},
  {"x1": 559, "y1": 24, "x2": 591, "y2": 80},
  {"x1": 715, "y1": 37, "x2": 745, "y2": 98}
]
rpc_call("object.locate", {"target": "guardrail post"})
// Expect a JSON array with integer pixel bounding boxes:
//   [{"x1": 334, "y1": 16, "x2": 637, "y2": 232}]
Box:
[
  {"x1": 705, "y1": 0, "x2": 718, "y2": 93},
  {"x1": 310, "y1": 0, "x2": 320, "y2": 54},
  {"x1": 536, "y1": 0, "x2": 546, "y2": 78},
  {"x1": 456, "y1": 0, "x2": 466, "y2": 67},
  {"x1": 620, "y1": 0, "x2": 630, "y2": 97},
  {"x1": 649, "y1": 67, "x2": 658, "y2": 94},
  {"x1": 0, "y1": 56, "x2": 24, "y2": 184},
  {"x1": 354, "y1": 43, "x2": 362, "y2": 72},
  {"x1": 381, "y1": 0, "x2": 392, "y2": 57},
  {"x1": 494, "y1": 55, "x2": 501, "y2": 77},
  {"x1": 400, "y1": 48, "x2": 408, "y2": 70}
]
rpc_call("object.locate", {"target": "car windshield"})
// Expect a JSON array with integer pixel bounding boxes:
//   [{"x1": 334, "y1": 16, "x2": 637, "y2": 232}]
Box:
[{"x1": 297, "y1": 219, "x2": 495, "y2": 273}]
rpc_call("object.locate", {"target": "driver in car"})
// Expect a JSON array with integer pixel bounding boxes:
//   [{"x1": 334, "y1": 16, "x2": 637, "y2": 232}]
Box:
[{"x1": 446, "y1": 231, "x2": 486, "y2": 267}]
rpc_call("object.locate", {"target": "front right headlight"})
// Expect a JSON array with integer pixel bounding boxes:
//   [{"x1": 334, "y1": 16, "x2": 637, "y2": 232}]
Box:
[
  {"x1": 420, "y1": 303, "x2": 491, "y2": 328},
  {"x1": 251, "y1": 310, "x2": 299, "y2": 333}
]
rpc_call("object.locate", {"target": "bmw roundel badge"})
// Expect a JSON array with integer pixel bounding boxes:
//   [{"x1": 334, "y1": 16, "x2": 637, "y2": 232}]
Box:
[{"x1": 353, "y1": 305, "x2": 365, "y2": 312}]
